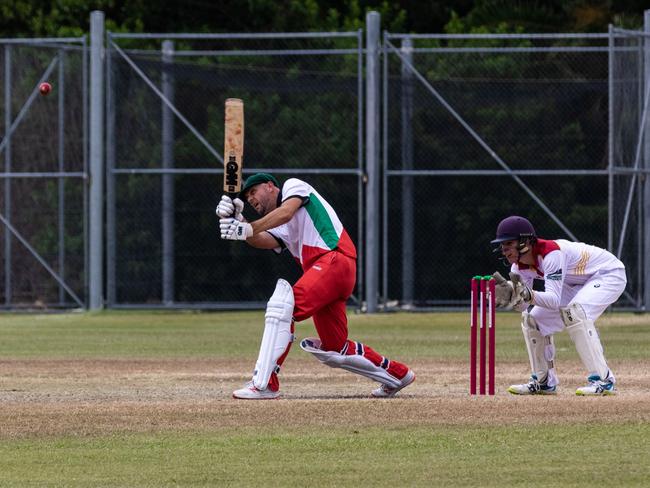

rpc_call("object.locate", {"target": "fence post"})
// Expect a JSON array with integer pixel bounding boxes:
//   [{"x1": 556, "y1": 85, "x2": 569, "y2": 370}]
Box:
[
  {"x1": 162, "y1": 40, "x2": 175, "y2": 305},
  {"x1": 3, "y1": 46, "x2": 12, "y2": 307},
  {"x1": 401, "y1": 37, "x2": 414, "y2": 308},
  {"x1": 607, "y1": 25, "x2": 614, "y2": 256},
  {"x1": 57, "y1": 48, "x2": 66, "y2": 305},
  {"x1": 365, "y1": 11, "x2": 380, "y2": 313},
  {"x1": 89, "y1": 10, "x2": 105, "y2": 310},
  {"x1": 641, "y1": 10, "x2": 650, "y2": 310},
  {"x1": 105, "y1": 31, "x2": 115, "y2": 307}
]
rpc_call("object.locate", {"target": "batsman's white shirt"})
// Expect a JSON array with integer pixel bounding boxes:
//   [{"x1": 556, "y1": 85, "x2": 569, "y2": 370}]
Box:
[
  {"x1": 266, "y1": 178, "x2": 356, "y2": 270},
  {"x1": 511, "y1": 239, "x2": 626, "y2": 335}
]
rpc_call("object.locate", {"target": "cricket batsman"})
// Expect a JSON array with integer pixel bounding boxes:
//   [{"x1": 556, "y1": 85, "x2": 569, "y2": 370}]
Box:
[
  {"x1": 217, "y1": 173, "x2": 415, "y2": 399},
  {"x1": 491, "y1": 216, "x2": 626, "y2": 396}
]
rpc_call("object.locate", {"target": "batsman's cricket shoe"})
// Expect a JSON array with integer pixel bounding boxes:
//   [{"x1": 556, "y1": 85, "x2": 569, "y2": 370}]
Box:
[
  {"x1": 507, "y1": 374, "x2": 557, "y2": 395},
  {"x1": 232, "y1": 381, "x2": 280, "y2": 400},
  {"x1": 575, "y1": 375, "x2": 616, "y2": 396},
  {"x1": 371, "y1": 369, "x2": 415, "y2": 398}
]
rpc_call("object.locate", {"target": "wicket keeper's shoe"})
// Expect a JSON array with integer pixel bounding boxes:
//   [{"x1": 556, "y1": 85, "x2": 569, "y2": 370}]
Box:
[
  {"x1": 575, "y1": 375, "x2": 616, "y2": 396},
  {"x1": 232, "y1": 381, "x2": 280, "y2": 400},
  {"x1": 371, "y1": 369, "x2": 416, "y2": 398},
  {"x1": 507, "y1": 374, "x2": 557, "y2": 395}
]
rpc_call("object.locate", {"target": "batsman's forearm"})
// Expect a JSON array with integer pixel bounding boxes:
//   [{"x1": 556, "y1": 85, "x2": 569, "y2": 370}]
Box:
[
  {"x1": 245, "y1": 232, "x2": 278, "y2": 249},
  {"x1": 251, "y1": 206, "x2": 294, "y2": 234}
]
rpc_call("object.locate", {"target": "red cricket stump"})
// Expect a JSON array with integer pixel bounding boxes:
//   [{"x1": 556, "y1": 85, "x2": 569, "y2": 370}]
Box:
[
  {"x1": 479, "y1": 279, "x2": 487, "y2": 395},
  {"x1": 470, "y1": 276, "x2": 496, "y2": 396},
  {"x1": 470, "y1": 277, "x2": 478, "y2": 395},
  {"x1": 488, "y1": 278, "x2": 496, "y2": 395}
]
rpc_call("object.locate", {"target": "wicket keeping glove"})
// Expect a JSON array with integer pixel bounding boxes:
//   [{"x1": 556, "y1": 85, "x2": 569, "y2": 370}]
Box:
[
  {"x1": 510, "y1": 272, "x2": 533, "y2": 306},
  {"x1": 492, "y1": 271, "x2": 515, "y2": 309},
  {"x1": 220, "y1": 218, "x2": 253, "y2": 241},
  {"x1": 216, "y1": 195, "x2": 244, "y2": 220}
]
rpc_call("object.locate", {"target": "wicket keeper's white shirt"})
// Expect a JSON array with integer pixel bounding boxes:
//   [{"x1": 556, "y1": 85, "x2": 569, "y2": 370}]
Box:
[
  {"x1": 511, "y1": 239, "x2": 625, "y2": 310},
  {"x1": 267, "y1": 178, "x2": 356, "y2": 270}
]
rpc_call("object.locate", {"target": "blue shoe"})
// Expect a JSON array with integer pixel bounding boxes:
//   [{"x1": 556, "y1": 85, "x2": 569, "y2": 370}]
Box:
[
  {"x1": 576, "y1": 375, "x2": 616, "y2": 396},
  {"x1": 508, "y1": 374, "x2": 557, "y2": 395}
]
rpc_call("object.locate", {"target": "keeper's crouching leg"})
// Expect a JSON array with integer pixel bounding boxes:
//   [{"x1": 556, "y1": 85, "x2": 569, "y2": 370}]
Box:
[{"x1": 561, "y1": 303, "x2": 615, "y2": 387}]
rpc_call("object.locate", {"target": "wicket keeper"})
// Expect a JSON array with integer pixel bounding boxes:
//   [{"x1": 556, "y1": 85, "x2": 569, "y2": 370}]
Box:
[
  {"x1": 491, "y1": 216, "x2": 626, "y2": 396},
  {"x1": 217, "y1": 173, "x2": 415, "y2": 399}
]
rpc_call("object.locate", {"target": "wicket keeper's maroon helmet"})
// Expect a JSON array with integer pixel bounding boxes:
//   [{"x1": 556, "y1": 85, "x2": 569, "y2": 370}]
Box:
[{"x1": 491, "y1": 216, "x2": 536, "y2": 245}]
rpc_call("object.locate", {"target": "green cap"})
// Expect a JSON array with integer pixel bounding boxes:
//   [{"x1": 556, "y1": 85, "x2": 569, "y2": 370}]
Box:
[{"x1": 240, "y1": 172, "x2": 280, "y2": 198}]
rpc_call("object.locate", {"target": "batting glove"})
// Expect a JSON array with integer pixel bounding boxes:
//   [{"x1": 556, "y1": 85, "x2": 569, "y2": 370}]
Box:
[
  {"x1": 216, "y1": 195, "x2": 244, "y2": 220},
  {"x1": 220, "y1": 218, "x2": 253, "y2": 241}
]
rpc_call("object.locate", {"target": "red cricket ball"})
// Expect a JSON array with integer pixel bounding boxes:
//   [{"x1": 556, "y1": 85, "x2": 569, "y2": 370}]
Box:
[{"x1": 39, "y1": 82, "x2": 52, "y2": 96}]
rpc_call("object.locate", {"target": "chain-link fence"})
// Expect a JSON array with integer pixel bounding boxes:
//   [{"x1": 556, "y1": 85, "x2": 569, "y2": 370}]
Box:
[
  {"x1": 382, "y1": 31, "x2": 643, "y2": 309},
  {"x1": 610, "y1": 27, "x2": 648, "y2": 309},
  {"x1": 0, "y1": 38, "x2": 87, "y2": 310},
  {"x1": 105, "y1": 32, "x2": 364, "y2": 308},
  {"x1": 3, "y1": 13, "x2": 650, "y2": 311}
]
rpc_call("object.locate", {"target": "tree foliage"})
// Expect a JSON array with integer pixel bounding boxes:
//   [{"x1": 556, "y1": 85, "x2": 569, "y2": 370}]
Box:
[{"x1": 1, "y1": 0, "x2": 646, "y2": 38}]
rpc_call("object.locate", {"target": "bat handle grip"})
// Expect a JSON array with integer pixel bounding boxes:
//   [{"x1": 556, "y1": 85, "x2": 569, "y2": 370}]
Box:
[{"x1": 227, "y1": 191, "x2": 241, "y2": 218}]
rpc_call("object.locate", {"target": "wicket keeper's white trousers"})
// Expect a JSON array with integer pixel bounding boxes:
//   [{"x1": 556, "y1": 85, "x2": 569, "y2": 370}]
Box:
[{"x1": 529, "y1": 268, "x2": 626, "y2": 336}]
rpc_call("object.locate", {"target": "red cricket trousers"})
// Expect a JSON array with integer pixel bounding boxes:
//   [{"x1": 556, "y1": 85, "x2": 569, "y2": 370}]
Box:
[{"x1": 268, "y1": 250, "x2": 409, "y2": 391}]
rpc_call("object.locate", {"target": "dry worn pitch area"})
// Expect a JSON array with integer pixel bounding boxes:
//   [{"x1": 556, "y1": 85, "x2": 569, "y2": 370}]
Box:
[{"x1": 2, "y1": 356, "x2": 649, "y2": 439}]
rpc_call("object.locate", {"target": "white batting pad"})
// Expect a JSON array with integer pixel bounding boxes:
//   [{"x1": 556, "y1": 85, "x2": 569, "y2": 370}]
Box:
[
  {"x1": 252, "y1": 279, "x2": 295, "y2": 390},
  {"x1": 562, "y1": 303, "x2": 611, "y2": 380},
  {"x1": 543, "y1": 335, "x2": 559, "y2": 387},
  {"x1": 300, "y1": 337, "x2": 401, "y2": 388},
  {"x1": 521, "y1": 312, "x2": 553, "y2": 384}
]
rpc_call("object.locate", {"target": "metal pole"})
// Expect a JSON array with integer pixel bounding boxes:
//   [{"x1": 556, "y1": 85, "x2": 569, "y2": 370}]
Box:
[
  {"x1": 365, "y1": 11, "x2": 380, "y2": 313},
  {"x1": 608, "y1": 24, "x2": 614, "y2": 255},
  {"x1": 638, "y1": 32, "x2": 644, "y2": 309},
  {"x1": 89, "y1": 10, "x2": 105, "y2": 309},
  {"x1": 162, "y1": 40, "x2": 175, "y2": 305},
  {"x1": 3, "y1": 45, "x2": 11, "y2": 307},
  {"x1": 381, "y1": 30, "x2": 388, "y2": 307},
  {"x1": 640, "y1": 10, "x2": 650, "y2": 310},
  {"x1": 105, "y1": 33, "x2": 116, "y2": 307},
  {"x1": 82, "y1": 35, "x2": 89, "y2": 308},
  {"x1": 357, "y1": 29, "x2": 364, "y2": 310},
  {"x1": 57, "y1": 48, "x2": 66, "y2": 305},
  {"x1": 401, "y1": 37, "x2": 414, "y2": 308}
]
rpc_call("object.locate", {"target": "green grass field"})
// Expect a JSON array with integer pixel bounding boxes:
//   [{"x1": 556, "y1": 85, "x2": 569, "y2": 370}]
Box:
[{"x1": 1, "y1": 310, "x2": 649, "y2": 487}]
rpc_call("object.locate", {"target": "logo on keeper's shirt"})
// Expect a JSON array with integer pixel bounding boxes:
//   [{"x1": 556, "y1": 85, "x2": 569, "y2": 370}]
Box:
[{"x1": 547, "y1": 269, "x2": 562, "y2": 280}]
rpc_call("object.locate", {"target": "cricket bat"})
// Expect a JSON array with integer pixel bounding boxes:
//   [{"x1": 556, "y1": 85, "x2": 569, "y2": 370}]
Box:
[{"x1": 223, "y1": 98, "x2": 244, "y2": 198}]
